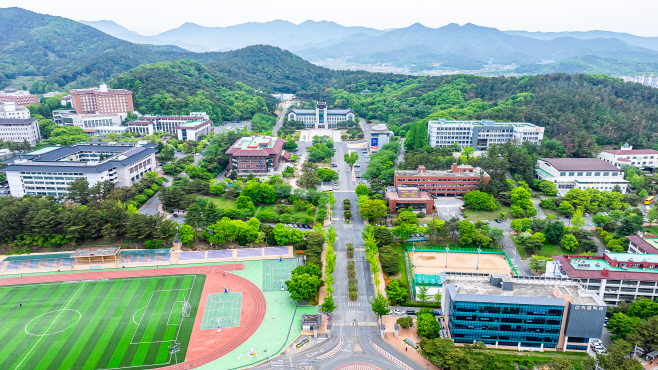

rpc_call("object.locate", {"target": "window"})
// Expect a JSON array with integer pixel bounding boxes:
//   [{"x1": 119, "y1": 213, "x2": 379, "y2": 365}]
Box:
[
  {"x1": 595, "y1": 172, "x2": 600, "y2": 176},
  {"x1": 569, "y1": 172, "x2": 575, "y2": 176},
  {"x1": 560, "y1": 172, "x2": 566, "y2": 176},
  {"x1": 603, "y1": 172, "x2": 609, "y2": 176},
  {"x1": 577, "y1": 172, "x2": 583, "y2": 176}
]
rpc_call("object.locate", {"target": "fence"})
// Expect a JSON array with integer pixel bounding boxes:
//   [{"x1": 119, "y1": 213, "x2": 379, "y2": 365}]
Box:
[{"x1": 406, "y1": 245, "x2": 519, "y2": 294}]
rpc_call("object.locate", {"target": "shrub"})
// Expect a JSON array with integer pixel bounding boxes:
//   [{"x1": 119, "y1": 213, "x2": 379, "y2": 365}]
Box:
[
  {"x1": 307, "y1": 256, "x2": 323, "y2": 268},
  {"x1": 348, "y1": 270, "x2": 356, "y2": 279},
  {"x1": 347, "y1": 260, "x2": 355, "y2": 267},
  {"x1": 348, "y1": 291, "x2": 358, "y2": 301},
  {"x1": 347, "y1": 264, "x2": 355, "y2": 271},
  {"x1": 294, "y1": 240, "x2": 308, "y2": 250},
  {"x1": 348, "y1": 284, "x2": 358, "y2": 292},
  {"x1": 396, "y1": 317, "x2": 413, "y2": 329},
  {"x1": 347, "y1": 250, "x2": 354, "y2": 259},
  {"x1": 344, "y1": 210, "x2": 352, "y2": 218},
  {"x1": 134, "y1": 194, "x2": 147, "y2": 204},
  {"x1": 348, "y1": 278, "x2": 358, "y2": 286},
  {"x1": 143, "y1": 189, "x2": 154, "y2": 197},
  {"x1": 343, "y1": 199, "x2": 351, "y2": 205},
  {"x1": 379, "y1": 244, "x2": 400, "y2": 275},
  {"x1": 344, "y1": 204, "x2": 351, "y2": 210},
  {"x1": 417, "y1": 211, "x2": 426, "y2": 218}
]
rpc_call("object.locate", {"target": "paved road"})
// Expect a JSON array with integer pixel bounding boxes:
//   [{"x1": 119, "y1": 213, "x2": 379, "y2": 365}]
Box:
[
  {"x1": 254, "y1": 141, "x2": 426, "y2": 370},
  {"x1": 272, "y1": 100, "x2": 292, "y2": 136}
]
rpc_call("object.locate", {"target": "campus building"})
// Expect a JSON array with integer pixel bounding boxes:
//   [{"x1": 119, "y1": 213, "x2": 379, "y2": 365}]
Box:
[
  {"x1": 0, "y1": 118, "x2": 41, "y2": 145},
  {"x1": 83, "y1": 126, "x2": 129, "y2": 137},
  {"x1": 535, "y1": 158, "x2": 629, "y2": 196},
  {"x1": 428, "y1": 119, "x2": 545, "y2": 150},
  {"x1": 369, "y1": 124, "x2": 394, "y2": 153},
  {"x1": 385, "y1": 187, "x2": 434, "y2": 214},
  {"x1": 287, "y1": 102, "x2": 355, "y2": 129},
  {"x1": 549, "y1": 236, "x2": 658, "y2": 304},
  {"x1": 69, "y1": 84, "x2": 134, "y2": 115},
  {"x1": 393, "y1": 164, "x2": 489, "y2": 197},
  {"x1": 53, "y1": 111, "x2": 124, "y2": 129},
  {"x1": 598, "y1": 144, "x2": 658, "y2": 169},
  {"x1": 0, "y1": 102, "x2": 31, "y2": 119},
  {"x1": 1, "y1": 142, "x2": 156, "y2": 198},
  {"x1": 126, "y1": 113, "x2": 211, "y2": 139},
  {"x1": 443, "y1": 273, "x2": 606, "y2": 352},
  {"x1": 0, "y1": 89, "x2": 39, "y2": 107},
  {"x1": 225, "y1": 135, "x2": 286, "y2": 175}
]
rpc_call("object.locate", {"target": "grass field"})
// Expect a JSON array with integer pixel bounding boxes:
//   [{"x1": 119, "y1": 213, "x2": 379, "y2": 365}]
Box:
[
  {"x1": 0, "y1": 274, "x2": 204, "y2": 370},
  {"x1": 199, "y1": 195, "x2": 237, "y2": 209},
  {"x1": 462, "y1": 206, "x2": 512, "y2": 221}
]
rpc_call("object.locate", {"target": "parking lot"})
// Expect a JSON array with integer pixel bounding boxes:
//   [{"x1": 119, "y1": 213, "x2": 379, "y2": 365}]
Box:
[
  {"x1": 434, "y1": 197, "x2": 464, "y2": 220},
  {"x1": 214, "y1": 121, "x2": 251, "y2": 134}
]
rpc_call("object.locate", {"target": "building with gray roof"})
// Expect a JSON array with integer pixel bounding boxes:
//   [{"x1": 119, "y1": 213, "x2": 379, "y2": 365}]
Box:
[
  {"x1": 1, "y1": 141, "x2": 157, "y2": 197},
  {"x1": 288, "y1": 102, "x2": 355, "y2": 129},
  {"x1": 0, "y1": 118, "x2": 41, "y2": 145},
  {"x1": 535, "y1": 158, "x2": 628, "y2": 196}
]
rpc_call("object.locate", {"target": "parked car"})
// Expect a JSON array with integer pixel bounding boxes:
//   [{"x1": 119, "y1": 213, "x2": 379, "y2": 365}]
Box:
[
  {"x1": 331, "y1": 164, "x2": 337, "y2": 167},
  {"x1": 393, "y1": 309, "x2": 404, "y2": 315},
  {"x1": 433, "y1": 310, "x2": 442, "y2": 316},
  {"x1": 406, "y1": 309, "x2": 416, "y2": 315},
  {"x1": 354, "y1": 164, "x2": 361, "y2": 167},
  {"x1": 495, "y1": 219, "x2": 501, "y2": 223}
]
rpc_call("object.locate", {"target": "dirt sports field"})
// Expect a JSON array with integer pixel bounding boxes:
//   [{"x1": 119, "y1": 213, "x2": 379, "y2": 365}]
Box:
[{"x1": 410, "y1": 251, "x2": 512, "y2": 275}]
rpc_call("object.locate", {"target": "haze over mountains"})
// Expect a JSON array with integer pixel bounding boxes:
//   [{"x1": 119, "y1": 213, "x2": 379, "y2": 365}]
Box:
[{"x1": 80, "y1": 18, "x2": 658, "y2": 76}]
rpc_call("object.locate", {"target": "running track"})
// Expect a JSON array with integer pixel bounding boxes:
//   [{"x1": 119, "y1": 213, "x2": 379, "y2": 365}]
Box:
[{"x1": 0, "y1": 264, "x2": 267, "y2": 370}]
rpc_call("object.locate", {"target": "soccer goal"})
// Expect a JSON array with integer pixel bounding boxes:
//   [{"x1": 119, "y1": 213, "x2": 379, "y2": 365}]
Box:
[{"x1": 182, "y1": 301, "x2": 192, "y2": 318}]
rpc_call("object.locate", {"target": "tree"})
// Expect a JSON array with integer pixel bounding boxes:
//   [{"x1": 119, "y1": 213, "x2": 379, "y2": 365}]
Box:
[
  {"x1": 395, "y1": 209, "x2": 418, "y2": 225},
  {"x1": 607, "y1": 313, "x2": 640, "y2": 338},
  {"x1": 529, "y1": 256, "x2": 548, "y2": 271},
  {"x1": 374, "y1": 227, "x2": 395, "y2": 247},
  {"x1": 359, "y1": 199, "x2": 387, "y2": 222},
  {"x1": 417, "y1": 284, "x2": 429, "y2": 305},
  {"x1": 179, "y1": 224, "x2": 195, "y2": 244},
  {"x1": 647, "y1": 207, "x2": 658, "y2": 226},
  {"x1": 392, "y1": 222, "x2": 416, "y2": 242},
  {"x1": 550, "y1": 358, "x2": 574, "y2": 370},
  {"x1": 236, "y1": 195, "x2": 256, "y2": 211},
  {"x1": 386, "y1": 280, "x2": 408, "y2": 304},
  {"x1": 284, "y1": 139, "x2": 297, "y2": 151},
  {"x1": 598, "y1": 339, "x2": 643, "y2": 370},
  {"x1": 355, "y1": 183, "x2": 369, "y2": 196},
  {"x1": 545, "y1": 221, "x2": 565, "y2": 244},
  {"x1": 396, "y1": 316, "x2": 413, "y2": 329},
  {"x1": 462, "y1": 146, "x2": 474, "y2": 159},
  {"x1": 416, "y1": 309, "x2": 440, "y2": 339},
  {"x1": 628, "y1": 298, "x2": 658, "y2": 319},
  {"x1": 561, "y1": 234, "x2": 578, "y2": 252},
  {"x1": 404, "y1": 122, "x2": 429, "y2": 151},
  {"x1": 344, "y1": 151, "x2": 359, "y2": 168},
  {"x1": 320, "y1": 295, "x2": 337, "y2": 314},
  {"x1": 539, "y1": 181, "x2": 558, "y2": 196},
  {"x1": 511, "y1": 186, "x2": 532, "y2": 209},
  {"x1": 463, "y1": 190, "x2": 497, "y2": 211},
  {"x1": 558, "y1": 200, "x2": 575, "y2": 217},
  {"x1": 593, "y1": 213, "x2": 611, "y2": 227},
  {"x1": 67, "y1": 178, "x2": 91, "y2": 205},
  {"x1": 571, "y1": 208, "x2": 585, "y2": 229},
  {"x1": 532, "y1": 232, "x2": 546, "y2": 244},
  {"x1": 286, "y1": 273, "x2": 323, "y2": 302},
  {"x1": 369, "y1": 294, "x2": 389, "y2": 317},
  {"x1": 317, "y1": 168, "x2": 339, "y2": 182}
]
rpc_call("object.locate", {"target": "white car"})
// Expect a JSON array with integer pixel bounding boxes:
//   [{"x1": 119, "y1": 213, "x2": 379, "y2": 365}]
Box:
[{"x1": 393, "y1": 309, "x2": 404, "y2": 315}]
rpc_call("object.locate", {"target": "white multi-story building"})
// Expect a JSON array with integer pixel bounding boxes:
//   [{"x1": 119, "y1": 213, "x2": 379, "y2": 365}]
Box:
[
  {"x1": 0, "y1": 102, "x2": 31, "y2": 119},
  {"x1": 428, "y1": 119, "x2": 544, "y2": 150},
  {"x1": 127, "y1": 113, "x2": 210, "y2": 136},
  {"x1": 620, "y1": 75, "x2": 658, "y2": 88},
  {"x1": 535, "y1": 158, "x2": 628, "y2": 196},
  {"x1": 84, "y1": 126, "x2": 129, "y2": 137},
  {"x1": 1, "y1": 142, "x2": 156, "y2": 198},
  {"x1": 0, "y1": 118, "x2": 41, "y2": 145},
  {"x1": 54, "y1": 111, "x2": 124, "y2": 129},
  {"x1": 597, "y1": 144, "x2": 658, "y2": 169},
  {"x1": 287, "y1": 102, "x2": 355, "y2": 129}
]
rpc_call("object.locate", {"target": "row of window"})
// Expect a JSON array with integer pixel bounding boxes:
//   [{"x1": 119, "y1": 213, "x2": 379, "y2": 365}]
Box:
[{"x1": 559, "y1": 171, "x2": 619, "y2": 177}]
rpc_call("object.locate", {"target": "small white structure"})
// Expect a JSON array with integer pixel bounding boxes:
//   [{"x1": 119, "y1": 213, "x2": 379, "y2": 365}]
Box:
[
  {"x1": 535, "y1": 158, "x2": 628, "y2": 196},
  {"x1": 598, "y1": 143, "x2": 658, "y2": 169},
  {"x1": 369, "y1": 124, "x2": 394, "y2": 153}
]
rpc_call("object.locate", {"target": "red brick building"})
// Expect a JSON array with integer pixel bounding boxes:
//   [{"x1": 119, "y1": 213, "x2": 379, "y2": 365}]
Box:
[
  {"x1": 225, "y1": 135, "x2": 286, "y2": 175},
  {"x1": 386, "y1": 187, "x2": 434, "y2": 214},
  {"x1": 0, "y1": 89, "x2": 39, "y2": 107},
  {"x1": 69, "y1": 84, "x2": 134, "y2": 115},
  {"x1": 393, "y1": 164, "x2": 489, "y2": 196}
]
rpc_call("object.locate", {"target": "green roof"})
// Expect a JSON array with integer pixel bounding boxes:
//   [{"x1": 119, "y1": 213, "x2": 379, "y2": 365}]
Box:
[
  {"x1": 535, "y1": 168, "x2": 554, "y2": 178},
  {"x1": 119, "y1": 249, "x2": 170, "y2": 255},
  {"x1": 4, "y1": 253, "x2": 72, "y2": 261},
  {"x1": 570, "y1": 256, "x2": 658, "y2": 274},
  {"x1": 177, "y1": 120, "x2": 206, "y2": 128},
  {"x1": 27, "y1": 147, "x2": 60, "y2": 155},
  {"x1": 237, "y1": 136, "x2": 276, "y2": 150}
]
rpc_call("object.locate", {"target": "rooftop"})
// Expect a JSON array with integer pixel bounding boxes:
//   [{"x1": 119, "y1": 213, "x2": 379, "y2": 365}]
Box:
[
  {"x1": 539, "y1": 158, "x2": 620, "y2": 172},
  {"x1": 627, "y1": 235, "x2": 658, "y2": 254},
  {"x1": 225, "y1": 135, "x2": 284, "y2": 157},
  {"x1": 555, "y1": 255, "x2": 658, "y2": 282},
  {"x1": 429, "y1": 119, "x2": 541, "y2": 129},
  {"x1": 447, "y1": 279, "x2": 600, "y2": 305},
  {"x1": 70, "y1": 246, "x2": 121, "y2": 258},
  {"x1": 0, "y1": 118, "x2": 37, "y2": 125},
  {"x1": 395, "y1": 166, "x2": 487, "y2": 178},
  {"x1": 603, "y1": 149, "x2": 658, "y2": 155},
  {"x1": 176, "y1": 120, "x2": 211, "y2": 129},
  {"x1": 386, "y1": 187, "x2": 432, "y2": 201}
]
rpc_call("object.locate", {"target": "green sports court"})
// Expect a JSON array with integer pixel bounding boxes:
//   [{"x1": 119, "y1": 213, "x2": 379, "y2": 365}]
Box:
[{"x1": 0, "y1": 274, "x2": 204, "y2": 370}]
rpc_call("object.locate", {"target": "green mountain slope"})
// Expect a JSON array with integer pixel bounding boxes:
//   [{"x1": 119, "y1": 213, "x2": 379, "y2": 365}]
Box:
[{"x1": 0, "y1": 7, "x2": 189, "y2": 89}]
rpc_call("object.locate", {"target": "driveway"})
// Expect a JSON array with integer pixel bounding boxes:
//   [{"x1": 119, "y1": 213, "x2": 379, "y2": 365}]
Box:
[{"x1": 434, "y1": 197, "x2": 464, "y2": 221}]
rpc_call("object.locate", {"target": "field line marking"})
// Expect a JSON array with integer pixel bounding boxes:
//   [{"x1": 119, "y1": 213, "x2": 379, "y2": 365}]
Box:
[
  {"x1": 0, "y1": 275, "x2": 200, "y2": 290},
  {"x1": 166, "y1": 301, "x2": 185, "y2": 326},
  {"x1": 129, "y1": 290, "x2": 157, "y2": 345},
  {"x1": 13, "y1": 282, "x2": 86, "y2": 370}
]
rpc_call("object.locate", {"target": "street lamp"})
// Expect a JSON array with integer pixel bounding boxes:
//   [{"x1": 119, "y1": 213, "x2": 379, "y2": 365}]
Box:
[{"x1": 168, "y1": 343, "x2": 180, "y2": 370}]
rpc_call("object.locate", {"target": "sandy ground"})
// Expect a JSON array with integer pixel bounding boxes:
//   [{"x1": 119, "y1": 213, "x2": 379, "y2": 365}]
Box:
[{"x1": 410, "y1": 251, "x2": 512, "y2": 275}]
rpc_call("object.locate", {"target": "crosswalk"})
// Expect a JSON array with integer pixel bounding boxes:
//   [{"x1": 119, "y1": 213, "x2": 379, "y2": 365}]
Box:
[{"x1": 331, "y1": 322, "x2": 378, "y2": 326}]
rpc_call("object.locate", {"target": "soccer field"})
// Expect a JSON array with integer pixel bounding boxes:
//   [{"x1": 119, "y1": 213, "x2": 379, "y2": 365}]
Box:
[{"x1": 0, "y1": 274, "x2": 205, "y2": 370}]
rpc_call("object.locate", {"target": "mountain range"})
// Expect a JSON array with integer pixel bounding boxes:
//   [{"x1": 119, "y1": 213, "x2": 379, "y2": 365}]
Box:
[{"x1": 79, "y1": 18, "x2": 658, "y2": 76}]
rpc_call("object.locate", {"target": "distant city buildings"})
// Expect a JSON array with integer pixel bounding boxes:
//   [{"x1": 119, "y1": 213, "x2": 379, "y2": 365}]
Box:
[
  {"x1": 69, "y1": 84, "x2": 134, "y2": 115},
  {"x1": 225, "y1": 135, "x2": 286, "y2": 176},
  {"x1": 369, "y1": 124, "x2": 394, "y2": 153},
  {"x1": 288, "y1": 102, "x2": 355, "y2": 129},
  {"x1": 0, "y1": 89, "x2": 39, "y2": 107},
  {"x1": 0, "y1": 118, "x2": 41, "y2": 145},
  {"x1": 0, "y1": 102, "x2": 31, "y2": 119},
  {"x1": 1, "y1": 142, "x2": 156, "y2": 197},
  {"x1": 620, "y1": 75, "x2": 658, "y2": 88},
  {"x1": 535, "y1": 158, "x2": 628, "y2": 196},
  {"x1": 428, "y1": 119, "x2": 544, "y2": 150},
  {"x1": 598, "y1": 143, "x2": 658, "y2": 169}
]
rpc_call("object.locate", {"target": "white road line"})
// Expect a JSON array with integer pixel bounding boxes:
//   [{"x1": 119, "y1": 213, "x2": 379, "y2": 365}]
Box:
[{"x1": 14, "y1": 282, "x2": 87, "y2": 370}]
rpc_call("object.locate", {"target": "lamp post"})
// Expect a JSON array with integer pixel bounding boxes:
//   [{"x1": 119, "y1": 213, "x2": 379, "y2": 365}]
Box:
[{"x1": 168, "y1": 343, "x2": 180, "y2": 370}]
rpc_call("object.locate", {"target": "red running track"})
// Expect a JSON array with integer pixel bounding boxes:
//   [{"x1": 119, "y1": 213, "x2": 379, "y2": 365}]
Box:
[{"x1": 0, "y1": 264, "x2": 267, "y2": 370}]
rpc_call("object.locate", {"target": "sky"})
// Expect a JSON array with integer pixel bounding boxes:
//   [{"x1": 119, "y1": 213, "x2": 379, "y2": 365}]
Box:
[{"x1": 4, "y1": 0, "x2": 658, "y2": 37}]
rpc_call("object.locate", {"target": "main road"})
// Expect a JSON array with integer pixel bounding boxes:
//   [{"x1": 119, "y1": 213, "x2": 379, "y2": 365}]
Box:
[{"x1": 255, "y1": 140, "x2": 426, "y2": 369}]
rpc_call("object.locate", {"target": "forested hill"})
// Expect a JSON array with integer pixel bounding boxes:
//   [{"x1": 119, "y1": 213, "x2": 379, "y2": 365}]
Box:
[
  {"x1": 0, "y1": 7, "x2": 193, "y2": 89},
  {"x1": 324, "y1": 74, "x2": 658, "y2": 157}
]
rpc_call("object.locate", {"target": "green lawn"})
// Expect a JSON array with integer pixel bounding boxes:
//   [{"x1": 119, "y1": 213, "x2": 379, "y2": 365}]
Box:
[
  {"x1": 511, "y1": 235, "x2": 582, "y2": 259},
  {"x1": 256, "y1": 204, "x2": 314, "y2": 223},
  {"x1": 540, "y1": 207, "x2": 562, "y2": 218},
  {"x1": 463, "y1": 206, "x2": 512, "y2": 221},
  {"x1": 0, "y1": 275, "x2": 204, "y2": 370},
  {"x1": 644, "y1": 225, "x2": 658, "y2": 234},
  {"x1": 198, "y1": 195, "x2": 237, "y2": 208},
  {"x1": 390, "y1": 244, "x2": 409, "y2": 302}
]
